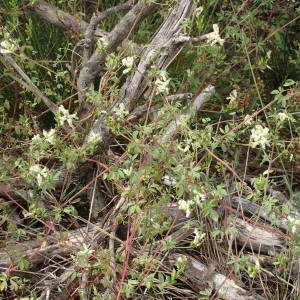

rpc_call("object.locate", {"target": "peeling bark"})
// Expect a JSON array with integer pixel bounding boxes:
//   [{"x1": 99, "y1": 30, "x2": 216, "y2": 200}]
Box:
[
  {"x1": 28, "y1": 0, "x2": 107, "y2": 37},
  {"x1": 167, "y1": 253, "x2": 264, "y2": 299},
  {"x1": 76, "y1": 1, "x2": 159, "y2": 99}
]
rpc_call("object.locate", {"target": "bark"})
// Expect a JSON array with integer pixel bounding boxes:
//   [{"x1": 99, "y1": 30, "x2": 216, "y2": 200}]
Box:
[
  {"x1": 111, "y1": 0, "x2": 196, "y2": 112},
  {"x1": 76, "y1": 1, "x2": 159, "y2": 98},
  {"x1": 231, "y1": 196, "x2": 299, "y2": 232},
  {"x1": 166, "y1": 253, "x2": 264, "y2": 300},
  {"x1": 0, "y1": 204, "x2": 286, "y2": 269},
  {"x1": 233, "y1": 218, "x2": 284, "y2": 255},
  {"x1": 28, "y1": 0, "x2": 107, "y2": 37}
]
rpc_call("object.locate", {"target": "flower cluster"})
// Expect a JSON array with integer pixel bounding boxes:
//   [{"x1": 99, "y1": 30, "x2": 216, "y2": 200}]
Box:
[
  {"x1": 194, "y1": 191, "x2": 206, "y2": 204},
  {"x1": 32, "y1": 128, "x2": 56, "y2": 145},
  {"x1": 206, "y1": 24, "x2": 225, "y2": 46},
  {"x1": 86, "y1": 130, "x2": 102, "y2": 149},
  {"x1": 0, "y1": 39, "x2": 17, "y2": 54},
  {"x1": 42, "y1": 129, "x2": 56, "y2": 144},
  {"x1": 29, "y1": 164, "x2": 50, "y2": 187},
  {"x1": 113, "y1": 103, "x2": 129, "y2": 119},
  {"x1": 287, "y1": 216, "x2": 300, "y2": 234},
  {"x1": 178, "y1": 190, "x2": 206, "y2": 218},
  {"x1": 226, "y1": 89, "x2": 238, "y2": 109},
  {"x1": 192, "y1": 229, "x2": 206, "y2": 246},
  {"x1": 244, "y1": 114, "x2": 253, "y2": 125},
  {"x1": 96, "y1": 37, "x2": 108, "y2": 52},
  {"x1": 0, "y1": 31, "x2": 17, "y2": 54},
  {"x1": 121, "y1": 56, "x2": 135, "y2": 74},
  {"x1": 57, "y1": 105, "x2": 78, "y2": 128},
  {"x1": 277, "y1": 112, "x2": 290, "y2": 123},
  {"x1": 178, "y1": 199, "x2": 194, "y2": 218},
  {"x1": 162, "y1": 175, "x2": 177, "y2": 186},
  {"x1": 155, "y1": 70, "x2": 170, "y2": 94},
  {"x1": 249, "y1": 124, "x2": 270, "y2": 150}
]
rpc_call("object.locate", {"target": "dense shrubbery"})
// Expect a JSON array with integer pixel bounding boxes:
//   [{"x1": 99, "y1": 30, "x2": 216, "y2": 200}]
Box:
[{"x1": 0, "y1": 1, "x2": 299, "y2": 299}]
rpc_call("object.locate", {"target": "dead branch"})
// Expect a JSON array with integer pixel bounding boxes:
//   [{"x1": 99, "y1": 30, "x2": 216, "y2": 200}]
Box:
[
  {"x1": 160, "y1": 85, "x2": 215, "y2": 143},
  {"x1": 76, "y1": 1, "x2": 159, "y2": 101},
  {"x1": 231, "y1": 196, "x2": 299, "y2": 232},
  {"x1": 28, "y1": 0, "x2": 107, "y2": 37},
  {"x1": 83, "y1": 0, "x2": 135, "y2": 62},
  {"x1": 166, "y1": 253, "x2": 263, "y2": 300},
  {"x1": 85, "y1": 0, "x2": 197, "y2": 157},
  {"x1": 233, "y1": 217, "x2": 284, "y2": 255},
  {"x1": 0, "y1": 54, "x2": 58, "y2": 115},
  {"x1": 111, "y1": 0, "x2": 196, "y2": 112}
]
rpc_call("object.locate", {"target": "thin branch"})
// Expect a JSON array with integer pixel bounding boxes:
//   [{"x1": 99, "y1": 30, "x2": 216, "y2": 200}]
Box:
[
  {"x1": 77, "y1": 1, "x2": 158, "y2": 100},
  {"x1": 28, "y1": 0, "x2": 107, "y2": 37},
  {"x1": 83, "y1": 0, "x2": 135, "y2": 62},
  {"x1": 0, "y1": 53, "x2": 58, "y2": 114},
  {"x1": 166, "y1": 92, "x2": 193, "y2": 101},
  {"x1": 160, "y1": 85, "x2": 215, "y2": 144}
]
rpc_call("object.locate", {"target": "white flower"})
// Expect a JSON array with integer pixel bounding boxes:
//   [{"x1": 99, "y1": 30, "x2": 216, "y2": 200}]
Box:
[
  {"x1": 29, "y1": 164, "x2": 50, "y2": 187},
  {"x1": 123, "y1": 167, "x2": 133, "y2": 177},
  {"x1": 97, "y1": 37, "x2": 108, "y2": 52},
  {"x1": 177, "y1": 143, "x2": 190, "y2": 153},
  {"x1": 262, "y1": 169, "x2": 273, "y2": 175},
  {"x1": 43, "y1": 128, "x2": 56, "y2": 144},
  {"x1": 244, "y1": 114, "x2": 253, "y2": 125},
  {"x1": 113, "y1": 103, "x2": 129, "y2": 118},
  {"x1": 277, "y1": 112, "x2": 289, "y2": 123},
  {"x1": 175, "y1": 114, "x2": 189, "y2": 128},
  {"x1": 178, "y1": 199, "x2": 194, "y2": 218},
  {"x1": 249, "y1": 125, "x2": 270, "y2": 149},
  {"x1": 57, "y1": 105, "x2": 78, "y2": 128},
  {"x1": 195, "y1": 6, "x2": 204, "y2": 18},
  {"x1": 155, "y1": 71, "x2": 170, "y2": 94},
  {"x1": 226, "y1": 89, "x2": 238, "y2": 109},
  {"x1": 121, "y1": 56, "x2": 135, "y2": 74},
  {"x1": 0, "y1": 39, "x2": 16, "y2": 54},
  {"x1": 192, "y1": 229, "x2": 205, "y2": 246},
  {"x1": 287, "y1": 216, "x2": 300, "y2": 234},
  {"x1": 176, "y1": 255, "x2": 187, "y2": 267},
  {"x1": 194, "y1": 192, "x2": 206, "y2": 204},
  {"x1": 177, "y1": 256, "x2": 184, "y2": 264},
  {"x1": 162, "y1": 175, "x2": 177, "y2": 186},
  {"x1": 29, "y1": 164, "x2": 42, "y2": 174},
  {"x1": 206, "y1": 24, "x2": 225, "y2": 46},
  {"x1": 86, "y1": 130, "x2": 102, "y2": 145},
  {"x1": 32, "y1": 134, "x2": 42, "y2": 143}
]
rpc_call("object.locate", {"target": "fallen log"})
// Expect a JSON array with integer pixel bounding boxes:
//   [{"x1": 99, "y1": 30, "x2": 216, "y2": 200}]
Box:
[
  {"x1": 166, "y1": 253, "x2": 264, "y2": 300},
  {"x1": 231, "y1": 196, "x2": 299, "y2": 232},
  {"x1": 0, "y1": 203, "x2": 285, "y2": 270}
]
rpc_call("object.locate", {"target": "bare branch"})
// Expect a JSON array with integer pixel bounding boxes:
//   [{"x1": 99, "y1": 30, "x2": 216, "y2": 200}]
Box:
[
  {"x1": 28, "y1": 0, "x2": 107, "y2": 37},
  {"x1": 166, "y1": 92, "x2": 193, "y2": 101},
  {"x1": 112, "y1": 0, "x2": 196, "y2": 112},
  {"x1": 84, "y1": 0, "x2": 195, "y2": 155},
  {"x1": 83, "y1": 0, "x2": 135, "y2": 62},
  {"x1": 77, "y1": 1, "x2": 158, "y2": 99},
  {"x1": 160, "y1": 85, "x2": 215, "y2": 144},
  {"x1": 167, "y1": 253, "x2": 264, "y2": 300},
  {"x1": 0, "y1": 53, "x2": 58, "y2": 114}
]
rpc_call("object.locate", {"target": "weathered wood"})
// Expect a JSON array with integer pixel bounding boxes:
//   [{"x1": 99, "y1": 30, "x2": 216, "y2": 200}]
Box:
[
  {"x1": 0, "y1": 203, "x2": 285, "y2": 270},
  {"x1": 166, "y1": 253, "x2": 264, "y2": 300},
  {"x1": 231, "y1": 196, "x2": 300, "y2": 232},
  {"x1": 28, "y1": 0, "x2": 107, "y2": 37},
  {"x1": 112, "y1": 0, "x2": 196, "y2": 112},
  {"x1": 77, "y1": 1, "x2": 159, "y2": 97},
  {"x1": 233, "y1": 218, "x2": 284, "y2": 255},
  {"x1": 0, "y1": 221, "x2": 122, "y2": 270}
]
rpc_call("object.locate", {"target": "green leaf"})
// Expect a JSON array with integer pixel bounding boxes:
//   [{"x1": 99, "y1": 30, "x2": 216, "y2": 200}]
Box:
[{"x1": 283, "y1": 79, "x2": 295, "y2": 87}]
